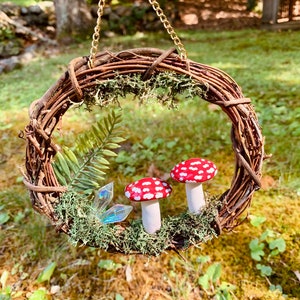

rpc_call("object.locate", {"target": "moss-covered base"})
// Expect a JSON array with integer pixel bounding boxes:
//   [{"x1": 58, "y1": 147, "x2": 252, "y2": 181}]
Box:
[{"x1": 55, "y1": 191, "x2": 220, "y2": 256}]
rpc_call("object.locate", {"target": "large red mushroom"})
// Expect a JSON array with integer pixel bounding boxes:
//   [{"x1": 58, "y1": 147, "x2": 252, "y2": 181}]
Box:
[{"x1": 170, "y1": 158, "x2": 217, "y2": 214}]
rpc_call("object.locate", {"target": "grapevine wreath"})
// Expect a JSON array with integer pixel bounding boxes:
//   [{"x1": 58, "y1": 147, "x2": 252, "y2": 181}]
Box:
[{"x1": 23, "y1": 0, "x2": 265, "y2": 255}]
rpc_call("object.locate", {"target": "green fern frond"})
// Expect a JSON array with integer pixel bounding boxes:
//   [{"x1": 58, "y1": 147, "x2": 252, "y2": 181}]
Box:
[{"x1": 52, "y1": 110, "x2": 125, "y2": 196}]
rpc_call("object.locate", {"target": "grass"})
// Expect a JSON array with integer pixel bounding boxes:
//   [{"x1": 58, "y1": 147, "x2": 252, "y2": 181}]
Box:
[
  {"x1": 0, "y1": 0, "x2": 39, "y2": 6},
  {"x1": 0, "y1": 29, "x2": 300, "y2": 299}
]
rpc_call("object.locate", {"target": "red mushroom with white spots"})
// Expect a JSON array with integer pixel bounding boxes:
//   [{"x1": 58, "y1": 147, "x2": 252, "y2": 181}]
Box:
[
  {"x1": 124, "y1": 177, "x2": 172, "y2": 234},
  {"x1": 170, "y1": 158, "x2": 217, "y2": 214}
]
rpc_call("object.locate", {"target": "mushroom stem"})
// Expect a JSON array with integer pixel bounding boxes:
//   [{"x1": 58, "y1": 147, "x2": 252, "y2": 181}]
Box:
[
  {"x1": 141, "y1": 200, "x2": 161, "y2": 234},
  {"x1": 185, "y1": 182, "x2": 205, "y2": 214}
]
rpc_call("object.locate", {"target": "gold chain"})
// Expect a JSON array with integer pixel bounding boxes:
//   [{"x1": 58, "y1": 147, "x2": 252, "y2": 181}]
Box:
[
  {"x1": 89, "y1": 0, "x2": 187, "y2": 67},
  {"x1": 89, "y1": 0, "x2": 106, "y2": 68},
  {"x1": 148, "y1": 0, "x2": 187, "y2": 60}
]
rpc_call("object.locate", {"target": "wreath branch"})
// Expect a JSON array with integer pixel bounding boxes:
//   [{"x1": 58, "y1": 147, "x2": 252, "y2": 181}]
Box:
[{"x1": 23, "y1": 48, "x2": 264, "y2": 254}]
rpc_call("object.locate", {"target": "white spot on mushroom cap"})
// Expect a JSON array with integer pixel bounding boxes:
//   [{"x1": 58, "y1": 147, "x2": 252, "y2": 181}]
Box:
[
  {"x1": 143, "y1": 193, "x2": 155, "y2": 199},
  {"x1": 189, "y1": 167, "x2": 198, "y2": 171},
  {"x1": 142, "y1": 181, "x2": 152, "y2": 186},
  {"x1": 155, "y1": 192, "x2": 163, "y2": 198},
  {"x1": 179, "y1": 172, "x2": 188, "y2": 177},
  {"x1": 132, "y1": 187, "x2": 141, "y2": 193},
  {"x1": 207, "y1": 167, "x2": 216, "y2": 174},
  {"x1": 191, "y1": 161, "x2": 202, "y2": 165}
]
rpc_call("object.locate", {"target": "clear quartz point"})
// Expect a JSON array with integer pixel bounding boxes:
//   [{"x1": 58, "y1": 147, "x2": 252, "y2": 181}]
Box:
[
  {"x1": 94, "y1": 182, "x2": 114, "y2": 212},
  {"x1": 99, "y1": 204, "x2": 133, "y2": 224},
  {"x1": 94, "y1": 182, "x2": 132, "y2": 224}
]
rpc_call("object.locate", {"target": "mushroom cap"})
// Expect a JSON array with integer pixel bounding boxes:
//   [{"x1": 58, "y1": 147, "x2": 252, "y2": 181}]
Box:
[
  {"x1": 124, "y1": 177, "x2": 172, "y2": 202},
  {"x1": 170, "y1": 158, "x2": 217, "y2": 183}
]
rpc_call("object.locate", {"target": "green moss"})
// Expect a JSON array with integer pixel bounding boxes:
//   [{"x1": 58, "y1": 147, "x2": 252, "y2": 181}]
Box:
[
  {"x1": 83, "y1": 72, "x2": 207, "y2": 110},
  {"x1": 55, "y1": 190, "x2": 219, "y2": 256},
  {"x1": 52, "y1": 72, "x2": 215, "y2": 255}
]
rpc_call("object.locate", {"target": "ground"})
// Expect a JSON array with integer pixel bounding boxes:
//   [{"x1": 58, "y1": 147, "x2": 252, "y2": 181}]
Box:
[{"x1": 1, "y1": 2, "x2": 300, "y2": 300}]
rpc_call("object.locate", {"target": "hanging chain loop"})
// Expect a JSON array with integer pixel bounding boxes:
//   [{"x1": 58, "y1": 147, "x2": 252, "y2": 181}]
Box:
[
  {"x1": 148, "y1": 0, "x2": 187, "y2": 60},
  {"x1": 89, "y1": 0, "x2": 106, "y2": 68},
  {"x1": 89, "y1": 0, "x2": 187, "y2": 67}
]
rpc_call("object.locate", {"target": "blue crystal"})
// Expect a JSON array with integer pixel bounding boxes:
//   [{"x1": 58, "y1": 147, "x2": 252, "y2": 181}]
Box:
[
  {"x1": 93, "y1": 182, "x2": 132, "y2": 224},
  {"x1": 99, "y1": 204, "x2": 133, "y2": 224}
]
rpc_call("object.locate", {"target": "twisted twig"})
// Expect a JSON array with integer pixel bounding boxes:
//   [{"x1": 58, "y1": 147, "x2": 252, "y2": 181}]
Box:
[{"x1": 23, "y1": 48, "x2": 264, "y2": 250}]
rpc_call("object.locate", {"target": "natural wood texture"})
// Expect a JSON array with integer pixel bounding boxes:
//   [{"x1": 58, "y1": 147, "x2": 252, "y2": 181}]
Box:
[{"x1": 23, "y1": 48, "x2": 265, "y2": 251}]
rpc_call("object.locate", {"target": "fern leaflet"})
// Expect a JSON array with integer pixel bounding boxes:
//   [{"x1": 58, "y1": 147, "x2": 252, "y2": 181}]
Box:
[{"x1": 52, "y1": 110, "x2": 125, "y2": 196}]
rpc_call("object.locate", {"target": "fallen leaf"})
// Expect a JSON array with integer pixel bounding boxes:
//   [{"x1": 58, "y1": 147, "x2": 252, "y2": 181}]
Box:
[
  {"x1": 50, "y1": 285, "x2": 60, "y2": 295},
  {"x1": 260, "y1": 175, "x2": 277, "y2": 190},
  {"x1": 125, "y1": 265, "x2": 133, "y2": 283},
  {"x1": 294, "y1": 270, "x2": 300, "y2": 283},
  {"x1": 147, "y1": 163, "x2": 162, "y2": 178},
  {"x1": 208, "y1": 103, "x2": 219, "y2": 111}
]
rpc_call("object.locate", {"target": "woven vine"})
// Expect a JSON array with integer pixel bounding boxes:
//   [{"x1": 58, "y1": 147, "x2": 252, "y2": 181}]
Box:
[{"x1": 23, "y1": 47, "x2": 264, "y2": 254}]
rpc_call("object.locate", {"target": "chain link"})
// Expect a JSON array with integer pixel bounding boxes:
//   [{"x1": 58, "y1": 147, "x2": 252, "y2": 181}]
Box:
[
  {"x1": 148, "y1": 0, "x2": 187, "y2": 60},
  {"x1": 89, "y1": 0, "x2": 106, "y2": 68}
]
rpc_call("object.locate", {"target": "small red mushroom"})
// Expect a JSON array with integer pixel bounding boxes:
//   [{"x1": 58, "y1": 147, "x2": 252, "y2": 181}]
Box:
[
  {"x1": 124, "y1": 177, "x2": 172, "y2": 234},
  {"x1": 170, "y1": 158, "x2": 217, "y2": 214}
]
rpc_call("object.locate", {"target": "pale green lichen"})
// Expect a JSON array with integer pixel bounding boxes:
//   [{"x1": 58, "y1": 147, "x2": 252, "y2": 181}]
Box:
[
  {"x1": 55, "y1": 190, "x2": 219, "y2": 256},
  {"x1": 83, "y1": 72, "x2": 207, "y2": 110}
]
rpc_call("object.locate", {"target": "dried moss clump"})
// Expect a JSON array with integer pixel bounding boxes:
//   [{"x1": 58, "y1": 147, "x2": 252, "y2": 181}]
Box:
[
  {"x1": 55, "y1": 191, "x2": 219, "y2": 256},
  {"x1": 83, "y1": 72, "x2": 207, "y2": 110}
]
